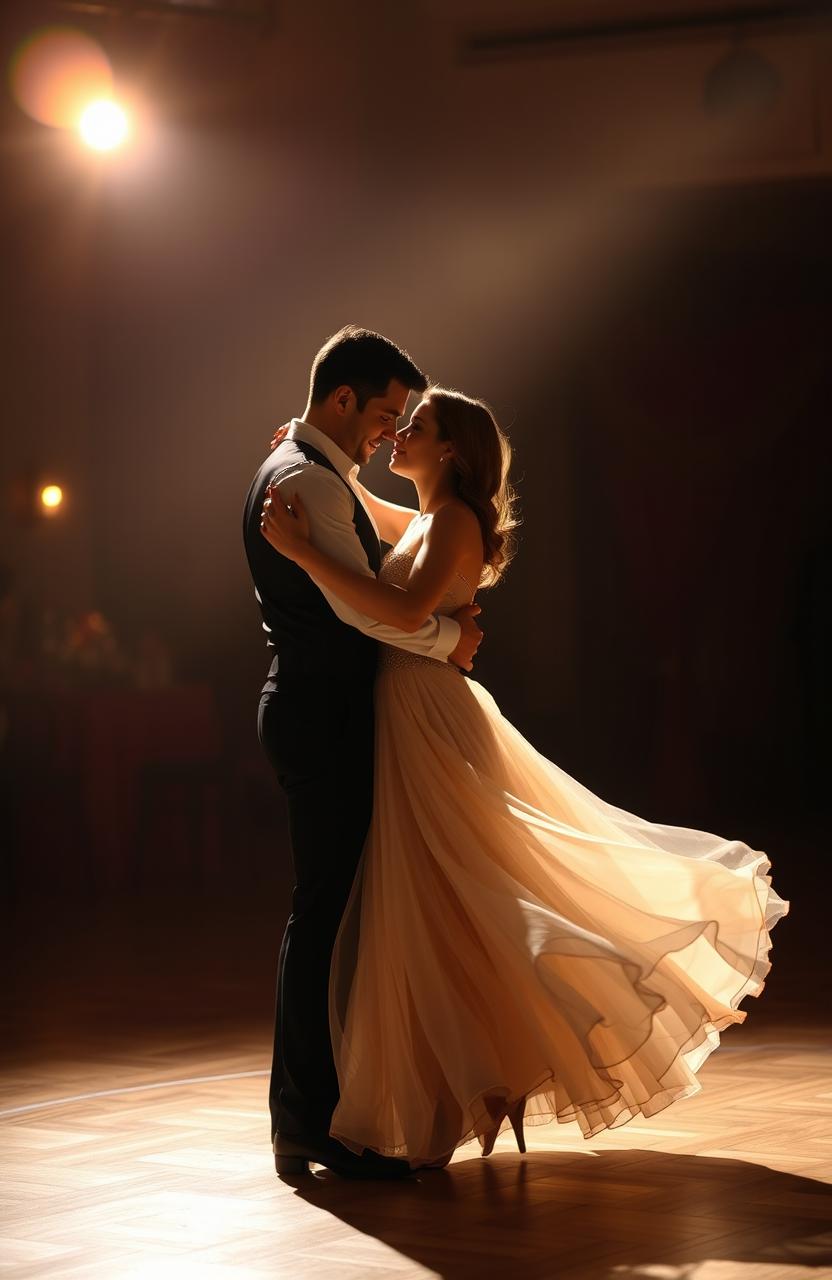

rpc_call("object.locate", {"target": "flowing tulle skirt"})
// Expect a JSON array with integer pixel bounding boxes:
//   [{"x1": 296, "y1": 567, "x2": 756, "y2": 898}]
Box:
[{"x1": 328, "y1": 658, "x2": 789, "y2": 1166}]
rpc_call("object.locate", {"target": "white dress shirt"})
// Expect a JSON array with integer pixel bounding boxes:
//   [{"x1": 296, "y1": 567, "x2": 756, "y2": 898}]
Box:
[{"x1": 269, "y1": 419, "x2": 462, "y2": 660}]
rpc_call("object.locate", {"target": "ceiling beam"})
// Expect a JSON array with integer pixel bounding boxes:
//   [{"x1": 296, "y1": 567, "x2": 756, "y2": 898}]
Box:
[{"x1": 463, "y1": 2, "x2": 832, "y2": 62}]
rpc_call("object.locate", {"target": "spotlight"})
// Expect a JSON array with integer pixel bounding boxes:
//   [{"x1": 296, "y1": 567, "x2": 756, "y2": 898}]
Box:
[{"x1": 78, "y1": 98, "x2": 129, "y2": 151}]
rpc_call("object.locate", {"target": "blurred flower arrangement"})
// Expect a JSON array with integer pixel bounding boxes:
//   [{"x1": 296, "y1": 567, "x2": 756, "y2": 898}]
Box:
[
  {"x1": 0, "y1": 561, "x2": 175, "y2": 692},
  {"x1": 61, "y1": 610, "x2": 127, "y2": 682},
  {"x1": 38, "y1": 608, "x2": 173, "y2": 688}
]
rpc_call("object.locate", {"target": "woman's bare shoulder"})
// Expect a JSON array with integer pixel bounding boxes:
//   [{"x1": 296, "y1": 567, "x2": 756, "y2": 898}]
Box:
[
  {"x1": 425, "y1": 503, "x2": 483, "y2": 579},
  {"x1": 431, "y1": 498, "x2": 480, "y2": 526},
  {"x1": 429, "y1": 500, "x2": 481, "y2": 541}
]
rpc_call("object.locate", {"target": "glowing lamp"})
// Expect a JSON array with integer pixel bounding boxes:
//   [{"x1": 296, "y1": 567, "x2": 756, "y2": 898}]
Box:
[{"x1": 40, "y1": 484, "x2": 64, "y2": 513}]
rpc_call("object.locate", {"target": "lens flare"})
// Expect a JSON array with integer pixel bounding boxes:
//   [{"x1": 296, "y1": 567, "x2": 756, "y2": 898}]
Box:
[
  {"x1": 78, "y1": 98, "x2": 129, "y2": 150},
  {"x1": 9, "y1": 26, "x2": 113, "y2": 129}
]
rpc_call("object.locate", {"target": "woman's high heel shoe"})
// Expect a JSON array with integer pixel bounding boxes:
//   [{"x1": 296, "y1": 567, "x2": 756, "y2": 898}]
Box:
[{"x1": 478, "y1": 1094, "x2": 527, "y2": 1157}]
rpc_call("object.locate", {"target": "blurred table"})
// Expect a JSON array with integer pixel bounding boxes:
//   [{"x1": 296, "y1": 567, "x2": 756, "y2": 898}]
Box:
[{"x1": 7, "y1": 683, "x2": 223, "y2": 891}]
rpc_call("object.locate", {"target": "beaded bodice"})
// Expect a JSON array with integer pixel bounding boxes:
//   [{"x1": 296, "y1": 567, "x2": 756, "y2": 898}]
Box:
[{"x1": 377, "y1": 548, "x2": 475, "y2": 674}]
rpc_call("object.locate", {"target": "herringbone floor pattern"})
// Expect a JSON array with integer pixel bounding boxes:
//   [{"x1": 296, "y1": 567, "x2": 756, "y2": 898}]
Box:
[{"x1": 3, "y1": 892, "x2": 829, "y2": 1279}]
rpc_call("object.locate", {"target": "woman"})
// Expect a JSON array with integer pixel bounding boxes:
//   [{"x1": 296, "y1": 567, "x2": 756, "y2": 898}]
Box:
[{"x1": 260, "y1": 386, "x2": 789, "y2": 1170}]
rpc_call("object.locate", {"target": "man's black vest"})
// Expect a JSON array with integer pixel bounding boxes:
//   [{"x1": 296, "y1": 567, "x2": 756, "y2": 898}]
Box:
[{"x1": 242, "y1": 439, "x2": 381, "y2": 688}]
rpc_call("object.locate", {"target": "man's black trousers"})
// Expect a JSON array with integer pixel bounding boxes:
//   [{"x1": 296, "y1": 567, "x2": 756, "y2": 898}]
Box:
[{"x1": 257, "y1": 674, "x2": 375, "y2": 1142}]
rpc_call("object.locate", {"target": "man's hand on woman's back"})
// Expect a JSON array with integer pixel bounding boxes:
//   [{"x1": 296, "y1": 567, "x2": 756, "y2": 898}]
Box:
[{"x1": 449, "y1": 603, "x2": 483, "y2": 671}]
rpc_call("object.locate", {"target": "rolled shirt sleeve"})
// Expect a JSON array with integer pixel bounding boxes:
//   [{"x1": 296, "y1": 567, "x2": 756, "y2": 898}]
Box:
[{"x1": 272, "y1": 463, "x2": 461, "y2": 660}]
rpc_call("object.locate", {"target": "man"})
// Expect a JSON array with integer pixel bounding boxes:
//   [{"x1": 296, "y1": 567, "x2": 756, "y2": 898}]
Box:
[{"x1": 242, "y1": 326, "x2": 483, "y2": 1180}]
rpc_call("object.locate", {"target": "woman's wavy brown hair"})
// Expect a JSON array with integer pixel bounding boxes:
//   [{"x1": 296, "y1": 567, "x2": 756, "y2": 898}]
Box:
[{"x1": 427, "y1": 386, "x2": 520, "y2": 588}]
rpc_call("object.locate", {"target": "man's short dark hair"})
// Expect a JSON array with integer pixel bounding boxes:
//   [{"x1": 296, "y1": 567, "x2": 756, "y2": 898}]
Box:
[{"x1": 309, "y1": 325, "x2": 427, "y2": 411}]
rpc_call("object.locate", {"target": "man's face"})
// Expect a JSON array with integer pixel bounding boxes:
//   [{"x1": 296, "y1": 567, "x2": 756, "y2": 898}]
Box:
[{"x1": 343, "y1": 379, "x2": 411, "y2": 467}]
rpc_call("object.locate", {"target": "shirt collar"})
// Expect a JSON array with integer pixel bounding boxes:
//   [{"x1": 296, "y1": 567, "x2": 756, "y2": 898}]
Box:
[{"x1": 287, "y1": 418, "x2": 359, "y2": 484}]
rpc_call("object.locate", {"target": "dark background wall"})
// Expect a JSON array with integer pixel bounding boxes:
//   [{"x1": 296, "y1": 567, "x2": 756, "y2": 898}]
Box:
[{"x1": 1, "y1": 0, "x2": 829, "y2": 912}]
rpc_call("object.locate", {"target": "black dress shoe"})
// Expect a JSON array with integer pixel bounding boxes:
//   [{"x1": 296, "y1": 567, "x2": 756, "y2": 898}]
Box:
[{"x1": 273, "y1": 1131, "x2": 414, "y2": 1180}]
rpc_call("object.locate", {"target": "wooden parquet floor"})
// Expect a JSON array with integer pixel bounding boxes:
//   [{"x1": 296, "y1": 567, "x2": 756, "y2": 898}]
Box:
[{"x1": 2, "y1": 891, "x2": 830, "y2": 1279}]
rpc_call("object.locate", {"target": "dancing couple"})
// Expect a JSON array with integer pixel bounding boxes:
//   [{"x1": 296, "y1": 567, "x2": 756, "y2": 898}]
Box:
[{"x1": 242, "y1": 325, "x2": 788, "y2": 1181}]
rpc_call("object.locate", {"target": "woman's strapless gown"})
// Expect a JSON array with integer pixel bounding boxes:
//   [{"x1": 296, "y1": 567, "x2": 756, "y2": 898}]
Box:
[{"x1": 327, "y1": 549, "x2": 790, "y2": 1167}]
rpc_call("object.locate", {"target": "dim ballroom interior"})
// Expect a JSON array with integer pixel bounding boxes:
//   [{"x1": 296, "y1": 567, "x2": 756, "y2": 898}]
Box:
[{"x1": 1, "y1": 0, "x2": 831, "y2": 1276}]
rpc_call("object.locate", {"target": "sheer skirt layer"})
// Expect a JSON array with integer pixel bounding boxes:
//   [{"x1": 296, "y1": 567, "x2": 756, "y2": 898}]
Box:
[{"x1": 327, "y1": 662, "x2": 789, "y2": 1166}]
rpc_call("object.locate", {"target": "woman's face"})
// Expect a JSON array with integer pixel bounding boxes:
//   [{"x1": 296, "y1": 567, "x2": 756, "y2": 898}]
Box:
[{"x1": 390, "y1": 398, "x2": 451, "y2": 479}]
